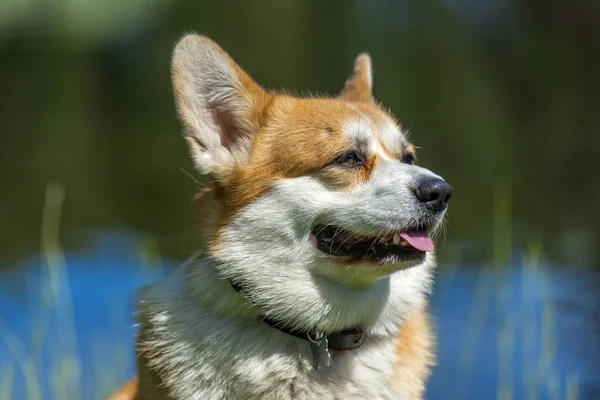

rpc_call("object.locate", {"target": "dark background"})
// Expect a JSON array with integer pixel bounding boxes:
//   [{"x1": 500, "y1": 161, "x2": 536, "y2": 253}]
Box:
[
  {"x1": 1, "y1": 0, "x2": 599, "y2": 399},
  {"x1": 1, "y1": 0, "x2": 599, "y2": 266}
]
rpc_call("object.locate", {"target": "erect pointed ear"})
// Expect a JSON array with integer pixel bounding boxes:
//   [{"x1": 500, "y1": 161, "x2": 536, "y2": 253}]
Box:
[
  {"x1": 171, "y1": 34, "x2": 271, "y2": 181},
  {"x1": 339, "y1": 53, "x2": 373, "y2": 102}
]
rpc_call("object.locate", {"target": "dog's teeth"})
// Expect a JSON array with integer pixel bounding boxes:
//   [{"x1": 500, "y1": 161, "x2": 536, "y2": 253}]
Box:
[
  {"x1": 393, "y1": 233, "x2": 401, "y2": 245},
  {"x1": 400, "y1": 240, "x2": 409, "y2": 246}
]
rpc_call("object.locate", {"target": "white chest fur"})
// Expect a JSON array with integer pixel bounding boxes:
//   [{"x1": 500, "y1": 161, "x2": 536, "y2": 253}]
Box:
[{"x1": 135, "y1": 254, "x2": 434, "y2": 400}]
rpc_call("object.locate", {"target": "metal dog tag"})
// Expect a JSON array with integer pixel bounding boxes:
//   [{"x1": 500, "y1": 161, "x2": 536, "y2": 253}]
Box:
[{"x1": 312, "y1": 337, "x2": 331, "y2": 370}]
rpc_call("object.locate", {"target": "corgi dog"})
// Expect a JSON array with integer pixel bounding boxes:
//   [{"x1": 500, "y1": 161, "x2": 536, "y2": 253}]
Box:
[{"x1": 110, "y1": 34, "x2": 452, "y2": 400}]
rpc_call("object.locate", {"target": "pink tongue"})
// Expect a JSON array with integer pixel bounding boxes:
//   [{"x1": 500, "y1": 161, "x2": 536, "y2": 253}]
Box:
[{"x1": 400, "y1": 231, "x2": 434, "y2": 252}]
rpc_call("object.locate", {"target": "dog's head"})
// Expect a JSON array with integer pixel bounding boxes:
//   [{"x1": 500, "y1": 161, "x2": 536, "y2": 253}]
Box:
[{"x1": 172, "y1": 35, "x2": 452, "y2": 329}]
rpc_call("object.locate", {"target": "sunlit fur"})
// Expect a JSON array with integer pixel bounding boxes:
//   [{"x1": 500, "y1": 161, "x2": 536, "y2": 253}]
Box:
[{"x1": 114, "y1": 34, "x2": 450, "y2": 400}]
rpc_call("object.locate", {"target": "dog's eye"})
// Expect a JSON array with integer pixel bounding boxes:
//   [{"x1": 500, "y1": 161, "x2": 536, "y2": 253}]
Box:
[
  {"x1": 335, "y1": 151, "x2": 365, "y2": 167},
  {"x1": 401, "y1": 153, "x2": 416, "y2": 165}
]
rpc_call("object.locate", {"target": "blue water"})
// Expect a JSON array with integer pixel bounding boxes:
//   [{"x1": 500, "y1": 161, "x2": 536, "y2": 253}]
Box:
[{"x1": 1, "y1": 231, "x2": 598, "y2": 399}]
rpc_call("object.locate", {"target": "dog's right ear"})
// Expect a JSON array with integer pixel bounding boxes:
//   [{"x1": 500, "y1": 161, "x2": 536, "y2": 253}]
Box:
[
  {"x1": 171, "y1": 35, "x2": 271, "y2": 181},
  {"x1": 339, "y1": 53, "x2": 373, "y2": 102}
]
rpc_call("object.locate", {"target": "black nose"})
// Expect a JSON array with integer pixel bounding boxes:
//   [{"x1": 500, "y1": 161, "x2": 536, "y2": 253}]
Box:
[{"x1": 414, "y1": 177, "x2": 453, "y2": 212}]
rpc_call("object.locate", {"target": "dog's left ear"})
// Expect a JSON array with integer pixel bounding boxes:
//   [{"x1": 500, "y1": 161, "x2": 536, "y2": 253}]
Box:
[
  {"x1": 339, "y1": 53, "x2": 373, "y2": 102},
  {"x1": 171, "y1": 34, "x2": 271, "y2": 182}
]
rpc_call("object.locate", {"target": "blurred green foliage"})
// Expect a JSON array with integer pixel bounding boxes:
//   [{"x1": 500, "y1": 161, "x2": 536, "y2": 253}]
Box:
[{"x1": 0, "y1": 0, "x2": 598, "y2": 266}]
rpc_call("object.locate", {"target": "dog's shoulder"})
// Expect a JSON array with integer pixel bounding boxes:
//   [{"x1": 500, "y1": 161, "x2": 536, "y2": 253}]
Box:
[{"x1": 388, "y1": 307, "x2": 436, "y2": 399}]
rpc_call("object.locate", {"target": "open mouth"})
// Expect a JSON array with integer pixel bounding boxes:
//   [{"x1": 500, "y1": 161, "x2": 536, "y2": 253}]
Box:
[{"x1": 312, "y1": 224, "x2": 434, "y2": 265}]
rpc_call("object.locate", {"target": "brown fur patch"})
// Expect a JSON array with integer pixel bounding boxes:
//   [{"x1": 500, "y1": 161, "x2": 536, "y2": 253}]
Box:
[
  {"x1": 192, "y1": 187, "x2": 223, "y2": 244},
  {"x1": 107, "y1": 377, "x2": 138, "y2": 400},
  {"x1": 389, "y1": 308, "x2": 436, "y2": 399},
  {"x1": 220, "y1": 97, "x2": 369, "y2": 218},
  {"x1": 339, "y1": 54, "x2": 373, "y2": 102}
]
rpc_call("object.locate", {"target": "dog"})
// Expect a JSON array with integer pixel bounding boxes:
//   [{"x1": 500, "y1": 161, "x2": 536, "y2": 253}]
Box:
[{"x1": 110, "y1": 34, "x2": 452, "y2": 400}]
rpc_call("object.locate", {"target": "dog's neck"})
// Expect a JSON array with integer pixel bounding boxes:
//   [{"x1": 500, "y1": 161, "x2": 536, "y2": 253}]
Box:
[
  {"x1": 135, "y1": 251, "x2": 435, "y2": 399},
  {"x1": 138, "y1": 248, "x2": 436, "y2": 340}
]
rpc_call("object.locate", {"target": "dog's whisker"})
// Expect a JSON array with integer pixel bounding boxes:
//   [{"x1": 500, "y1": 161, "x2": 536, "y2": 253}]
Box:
[
  {"x1": 179, "y1": 167, "x2": 206, "y2": 187},
  {"x1": 330, "y1": 227, "x2": 344, "y2": 254}
]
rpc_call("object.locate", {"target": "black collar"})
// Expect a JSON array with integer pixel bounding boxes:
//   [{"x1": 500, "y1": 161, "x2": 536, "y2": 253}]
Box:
[{"x1": 230, "y1": 280, "x2": 366, "y2": 351}]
